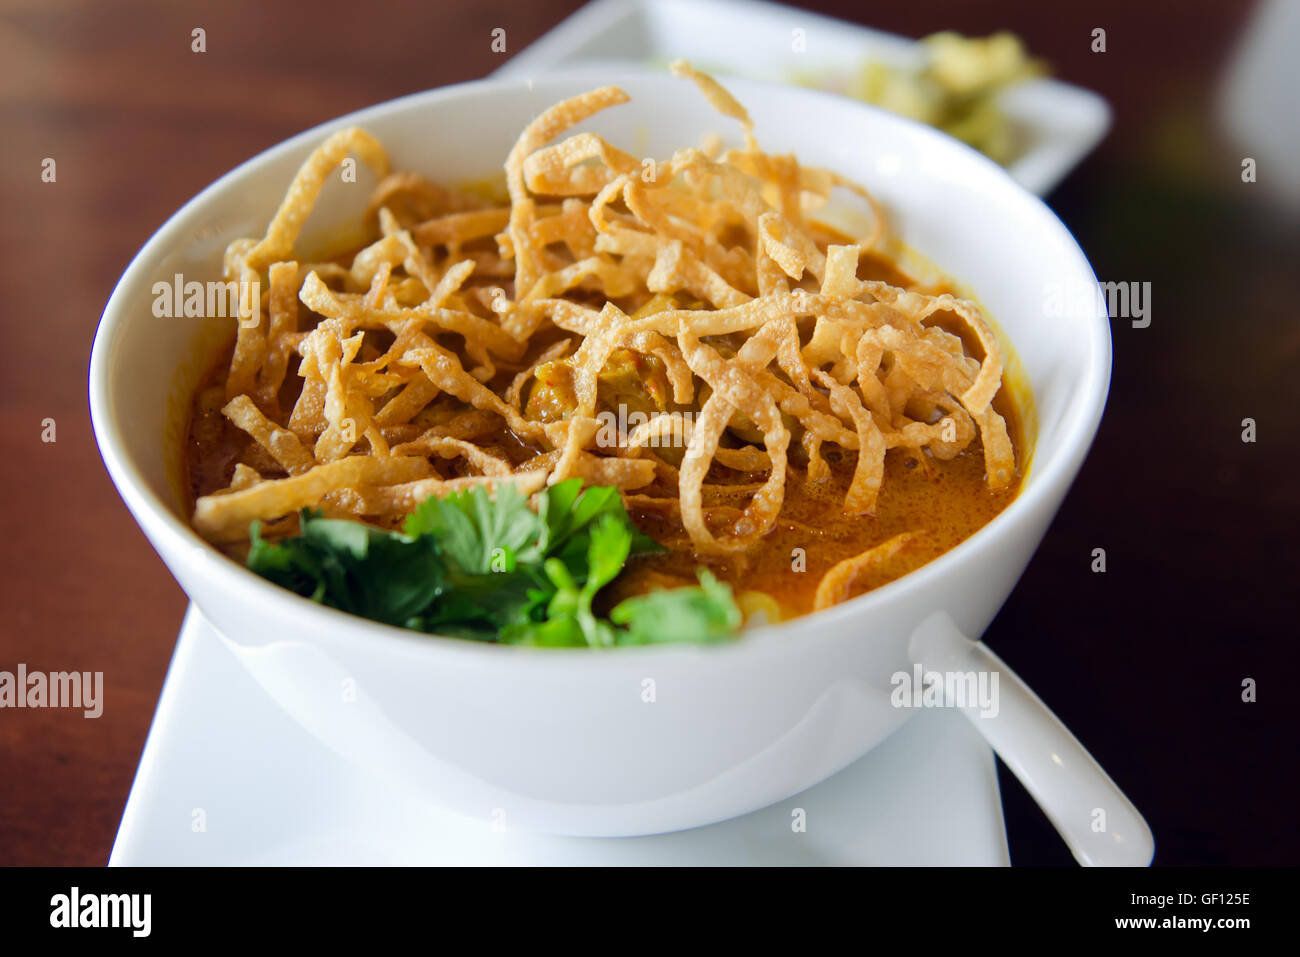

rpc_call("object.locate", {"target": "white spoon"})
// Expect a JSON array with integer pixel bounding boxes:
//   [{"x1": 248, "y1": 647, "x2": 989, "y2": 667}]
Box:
[{"x1": 910, "y1": 612, "x2": 1154, "y2": 866}]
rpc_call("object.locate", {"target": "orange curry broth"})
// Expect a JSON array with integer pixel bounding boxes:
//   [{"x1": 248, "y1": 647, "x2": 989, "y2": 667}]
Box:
[{"x1": 184, "y1": 249, "x2": 1024, "y2": 621}]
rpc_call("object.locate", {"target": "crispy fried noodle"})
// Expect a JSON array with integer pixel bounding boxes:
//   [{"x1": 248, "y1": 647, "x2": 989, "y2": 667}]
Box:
[{"x1": 190, "y1": 63, "x2": 1017, "y2": 614}]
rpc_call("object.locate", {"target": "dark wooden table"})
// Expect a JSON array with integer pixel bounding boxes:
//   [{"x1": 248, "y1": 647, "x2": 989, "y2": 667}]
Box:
[{"x1": 2, "y1": 0, "x2": 1294, "y2": 866}]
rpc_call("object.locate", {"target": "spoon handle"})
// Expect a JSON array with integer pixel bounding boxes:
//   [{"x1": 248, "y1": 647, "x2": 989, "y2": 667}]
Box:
[{"x1": 911, "y1": 613, "x2": 1154, "y2": 866}]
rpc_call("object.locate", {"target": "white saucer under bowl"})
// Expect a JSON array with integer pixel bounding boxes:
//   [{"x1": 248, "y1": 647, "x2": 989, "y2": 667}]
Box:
[{"x1": 110, "y1": 608, "x2": 1011, "y2": 866}]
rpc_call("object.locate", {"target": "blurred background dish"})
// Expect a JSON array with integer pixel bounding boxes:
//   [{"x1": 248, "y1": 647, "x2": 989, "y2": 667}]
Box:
[{"x1": 496, "y1": 0, "x2": 1112, "y2": 194}]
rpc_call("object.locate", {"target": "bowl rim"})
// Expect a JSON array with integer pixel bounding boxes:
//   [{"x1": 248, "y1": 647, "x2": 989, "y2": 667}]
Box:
[{"x1": 89, "y1": 65, "x2": 1111, "y2": 666}]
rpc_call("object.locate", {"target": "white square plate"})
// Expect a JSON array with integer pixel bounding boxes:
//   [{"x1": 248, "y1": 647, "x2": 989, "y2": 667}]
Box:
[{"x1": 111, "y1": 608, "x2": 1010, "y2": 865}]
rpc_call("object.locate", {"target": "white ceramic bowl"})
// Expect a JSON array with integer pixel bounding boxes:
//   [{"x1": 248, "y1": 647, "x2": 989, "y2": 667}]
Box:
[{"x1": 90, "y1": 68, "x2": 1110, "y2": 837}]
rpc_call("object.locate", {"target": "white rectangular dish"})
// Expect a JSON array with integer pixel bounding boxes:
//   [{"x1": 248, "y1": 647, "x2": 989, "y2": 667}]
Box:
[
  {"x1": 497, "y1": 0, "x2": 1111, "y2": 195},
  {"x1": 110, "y1": 608, "x2": 1010, "y2": 865}
]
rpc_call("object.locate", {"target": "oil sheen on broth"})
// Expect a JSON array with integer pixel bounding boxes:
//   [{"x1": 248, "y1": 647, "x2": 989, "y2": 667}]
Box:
[{"x1": 184, "y1": 249, "x2": 1023, "y2": 622}]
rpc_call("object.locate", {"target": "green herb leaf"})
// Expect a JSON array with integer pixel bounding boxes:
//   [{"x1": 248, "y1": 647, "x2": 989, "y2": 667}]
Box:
[
  {"x1": 500, "y1": 515, "x2": 630, "y2": 648},
  {"x1": 249, "y1": 512, "x2": 444, "y2": 627},
  {"x1": 403, "y1": 483, "x2": 542, "y2": 574},
  {"x1": 537, "y1": 479, "x2": 661, "y2": 579},
  {"x1": 248, "y1": 521, "x2": 330, "y2": 603},
  {"x1": 611, "y1": 570, "x2": 743, "y2": 645},
  {"x1": 246, "y1": 483, "x2": 738, "y2": 648}
]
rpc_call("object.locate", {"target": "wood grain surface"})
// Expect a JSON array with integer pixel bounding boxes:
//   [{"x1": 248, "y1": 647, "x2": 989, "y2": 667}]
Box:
[{"x1": 1, "y1": 0, "x2": 1294, "y2": 865}]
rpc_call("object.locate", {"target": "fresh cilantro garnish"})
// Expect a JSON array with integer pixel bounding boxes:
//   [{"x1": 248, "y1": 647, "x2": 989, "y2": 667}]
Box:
[
  {"x1": 403, "y1": 482, "x2": 543, "y2": 574},
  {"x1": 249, "y1": 513, "x2": 442, "y2": 627},
  {"x1": 535, "y1": 481, "x2": 661, "y2": 579},
  {"x1": 245, "y1": 480, "x2": 743, "y2": 647},
  {"x1": 499, "y1": 513, "x2": 632, "y2": 648},
  {"x1": 610, "y1": 569, "x2": 743, "y2": 645}
]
